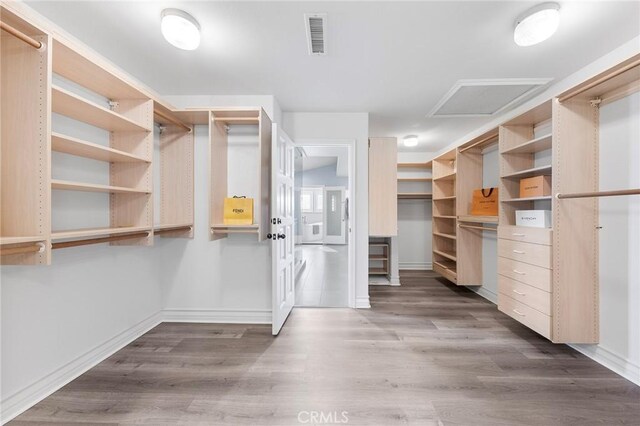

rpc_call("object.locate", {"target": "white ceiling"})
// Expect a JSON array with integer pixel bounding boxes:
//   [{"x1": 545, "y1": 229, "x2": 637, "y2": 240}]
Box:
[
  {"x1": 299, "y1": 156, "x2": 337, "y2": 172},
  {"x1": 27, "y1": 1, "x2": 640, "y2": 151}
]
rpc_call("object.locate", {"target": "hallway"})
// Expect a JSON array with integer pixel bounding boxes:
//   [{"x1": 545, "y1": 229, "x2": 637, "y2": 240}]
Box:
[
  {"x1": 10, "y1": 272, "x2": 640, "y2": 425},
  {"x1": 295, "y1": 244, "x2": 349, "y2": 307}
]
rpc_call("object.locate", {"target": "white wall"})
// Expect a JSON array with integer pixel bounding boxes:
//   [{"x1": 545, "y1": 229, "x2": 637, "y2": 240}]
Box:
[
  {"x1": 571, "y1": 92, "x2": 640, "y2": 384},
  {"x1": 283, "y1": 112, "x2": 370, "y2": 308}
]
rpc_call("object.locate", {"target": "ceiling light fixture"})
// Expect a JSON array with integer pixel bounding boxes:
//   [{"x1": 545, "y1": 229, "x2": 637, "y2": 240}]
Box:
[
  {"x1": 514, "y1": 2, "x2": 560, "y2": 47},
  {"x1": 161, "y1": 9, "x2": 201, "y2": 50},
  {"x1": 403, "y1": 135, "x2": 418, "y2": 147}
]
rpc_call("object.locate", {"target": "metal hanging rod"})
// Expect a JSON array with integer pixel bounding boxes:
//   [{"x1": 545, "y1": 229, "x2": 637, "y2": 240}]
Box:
[
  {"x1": 558, "y1": 56, "x2": 640, "y2": 103},
  {"x1": 0, "y1": 242, "x2": 46, "y2": 256},
  {"x1": 154, "y1": 110, "x2": 192, "y2": 133},
  {"x1": 154, "y1": 226, "x2": 193, "y2": 235},
  {"x1": 52, "y1": 231, "x2": 150, "y2": 250},
  {"x1": 458, "y1": 224, "x2": 497, "y2": 232},
  {"x1": 0, "y1": 21, "x2": 45, "y2": 50},
  {"x1": 458, "y1": 132, "x2": 499, "y2": 153},
  {"x1": 556, "y1": 188, "x2": 640, "y2": 200}
]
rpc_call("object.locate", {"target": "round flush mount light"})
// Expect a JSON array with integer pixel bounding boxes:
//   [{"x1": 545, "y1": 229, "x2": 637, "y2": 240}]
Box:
[
  {"x1": 161, "y1": 9, "x2": 201, "y2": 50},
  {"x1": 514, "y1": 2, "x2": 560, "y2": 47},
  {"x1": 403, "y1": 135, "x2": 419, "y2": 147}
]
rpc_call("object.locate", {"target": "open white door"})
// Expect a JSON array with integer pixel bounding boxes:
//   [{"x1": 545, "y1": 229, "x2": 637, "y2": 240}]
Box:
[
  {"x1": 271, "y1": 124, "x2": 295, "y2": 335},
  {"x1": 323, "y1": 186, "x2": 347, "y2": 245}
]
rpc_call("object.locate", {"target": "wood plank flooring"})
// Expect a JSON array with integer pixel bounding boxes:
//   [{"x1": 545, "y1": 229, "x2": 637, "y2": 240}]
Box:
[{"x1": 10, "y1": 272, "x2": 640, "y2": 425}]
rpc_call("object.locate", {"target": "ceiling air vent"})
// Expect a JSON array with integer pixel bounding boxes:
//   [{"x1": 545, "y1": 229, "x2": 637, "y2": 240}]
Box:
[
  {"x1": 428, "y1": 78, "x2": 553, "y2": 118},
  {"x1": 305, "y1": 13, "x2": 327, "y2": 56}
]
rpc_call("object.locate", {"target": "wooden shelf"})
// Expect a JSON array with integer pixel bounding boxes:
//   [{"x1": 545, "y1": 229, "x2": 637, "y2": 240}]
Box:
[
  {"x1": 433, "y1": 195, "x2": 456, "y2": 201},
  {"x1": 52, "y1": 132, "x2": 149, "y2": 163},
  {"x1": 502, "y1": 196, "x2": 552, "y2": 203},
  {"x1": 434, "y1": 171, "x2": 456, "y2": 181},
  {"x1": 51, "y1": 226, "x2": 151, "y2": 241},
  {"x1": 0, "y1": 236, "x2": 46, "y2": 245},
  {"x1": 398, "y1": 193, "x2": 432, "y2": 199},
  {"x1": 433, "y1": 260, "x2": 457, "y2": 273},
  {"x1": 434, "y1": 232, "x2": 456, "y2": 240},
  {"x1": 369, "y1": 243, "x2": 389, "y2": 248},
  {"x1": 154, "y1": 223, "x2": 193, "y2": 231},
  {"x1": 52, "y1": 85, "x2": 151, "y2": 132},
  {"x1": 52, "y1": 179, "x2": 151, "y2": 194},
  {"x1": 433, "y1": 215, "x2": 456, "y2": 219},
  {"x1": 458, "y1": 215, "x2": 498, "y2": 224},
  {"x1": 369, "y1": 268, "x2": 389, "y2": 275},
  {"x1": 501, "y1": 165, "x2": 552, "y2": 180},
  {"x1": 502, "y1": 134, "x2": 552, "y2": 155},
  {"x1": 433, "y1": 260, "x2": 457, "y2": 282},
  {"x1": 52, "y1": 39, "x2": 147, "y2": 101},
  {"x1": 397, "y1": 162, "x2": 432, "y2": 169},
  {"x1": 397, "y1": 178, "x2": 432, "y2": 182},
  {"x1": 433, "y1": 249, "x2": 457, "y2": 262},
  {"x1": 369, "y1": 255, "x2": 388, "y2": 260}
]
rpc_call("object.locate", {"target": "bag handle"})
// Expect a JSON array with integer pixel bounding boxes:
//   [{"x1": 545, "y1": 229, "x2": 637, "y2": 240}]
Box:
[
  {"x1": 233, "y1": 196, "x2": 247, "y2": 198},
  {"x1": 481, "y1": 188, "x2": 494, "y2": 198}
]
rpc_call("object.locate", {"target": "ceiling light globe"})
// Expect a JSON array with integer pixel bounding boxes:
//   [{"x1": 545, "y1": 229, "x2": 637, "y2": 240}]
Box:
[
  {"x1": 403, "y1": 136, "x2": 419, "y2": 147},
  {"x1": 161, "y1": 9, "x2": 201, "y2": 51},
  {"x1": 514, "y1": 3, "x2": 560, "y2": 47}
]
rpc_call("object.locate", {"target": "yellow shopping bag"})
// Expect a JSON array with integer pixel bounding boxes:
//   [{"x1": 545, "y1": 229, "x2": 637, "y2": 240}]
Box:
[{"x1": 223, "y1": 196, "x2": 254, "y2": 225}]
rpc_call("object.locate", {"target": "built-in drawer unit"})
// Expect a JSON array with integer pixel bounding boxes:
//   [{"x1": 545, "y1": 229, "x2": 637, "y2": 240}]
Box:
[
  {"x1": 498, "y1": 292, "x2": 551, "y2": 339},
  {"x1": 498, "y1": 275, "x2": 551, "y2": 316},
  {"x1": 498, "y1": 239, "x2": 552, "y2": 269},
  {"x1": 497, "y1": 257, "x2": 552, "y2": 292},
  {"x1": 498, "y1": 225, "x2": 552, "y2": 246}
]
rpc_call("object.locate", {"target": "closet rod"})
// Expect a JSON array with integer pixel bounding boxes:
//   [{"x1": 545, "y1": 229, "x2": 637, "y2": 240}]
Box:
[
  {"x1": 556, "y1": 188, "x2": 640, "y2": 200},
  {"x1": 458, "y1": 132, "x2": 499, "y2": 153},
  {"x1": 458, "y1": 224, "x2": 497, "y2": 232},
  {"x1": 0, "y1": 21, "x2": 44, "y2": 50},
  {"x1": 154, "y1": 226, "x2": 192, "y2": 235},
  {"x1": 558, "y1": 56, "x2": 640, "y2": 103},
  {"x1": 0, "y1": 242, "x2": 46, "y2": 256},
  {"x1": 154, "y1": 110, "x2": 192, "y2": 133},
  {"x1": 52, "y1": 231, "x2": 149, "y2": 249}
]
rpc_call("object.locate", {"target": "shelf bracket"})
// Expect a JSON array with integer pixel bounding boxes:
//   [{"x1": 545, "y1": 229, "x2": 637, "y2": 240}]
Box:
[
  {"x1": 108, "y1": 100, "x2": 119, "y2": 111},
  {"x1": 589, "y1": 97, "x2": 602, "y2": 108},
  {"x1": 158, "y1": 124, "x2": 166, "y2": 135}
]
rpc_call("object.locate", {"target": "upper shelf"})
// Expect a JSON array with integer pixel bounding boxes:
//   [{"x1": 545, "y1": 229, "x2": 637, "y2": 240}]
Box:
[
  {"x1": 52, "y1": 179, "x2": 151, "y2": 194},
  {"x1": 52, "y1": 132, "x2": 150, "y2": 163},
  {"x1": 501, "y1": 165, "x2": 552, "y2": 179},
  {"x1": 0, "y1": 236, "x2": 47, "y2": 245},
  {"x1": 434, "y1": 171, "x2": 456, "y2": 181},
  {"x1": 397, "y1": 162, "x2": 432, "y2": 169},
  {"x1": 51, "y1": 226, "x2": 151, "y2": 241},
  {"x1": 398, "y1": 178, "x2": 432, "y2": 182},
  {"x1": 458, "y1": 215, "x2": 498, "y2": 224},
  {"x1": 398, "y1": 193, "x2": 432, "y2": 200},
  {"x1": 52, "y1": 39, "x2": 148, "y2": 101},
  {"x1": 52, "y1": 85, "x2": 151, "y2": 132},
  {"x1": 501, "y1": 134, "x2": 552, "y2": 155}
]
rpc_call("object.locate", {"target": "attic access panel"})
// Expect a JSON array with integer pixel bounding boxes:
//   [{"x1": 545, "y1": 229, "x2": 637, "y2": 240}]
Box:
[{"x1": 428, "y1": 79, "x2": 552, "y2": 118}]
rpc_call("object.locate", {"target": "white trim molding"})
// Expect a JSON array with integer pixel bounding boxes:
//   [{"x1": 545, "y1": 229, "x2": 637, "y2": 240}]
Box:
[
  {"x1": 1, "y1": 312, "x2": 163, "y2": 424},
  {"x1": 355, "y1": 296, "x2": 371, "y2": 309},
  {"x1": 570, "y1": 344, "x2": 640, "y2": 386},
  {"x1": 471, "y1": 287, "x2": 498, "y2": 305},
  {"x1": 162, "y1": 308, "x2": 272, "y2": 324}
]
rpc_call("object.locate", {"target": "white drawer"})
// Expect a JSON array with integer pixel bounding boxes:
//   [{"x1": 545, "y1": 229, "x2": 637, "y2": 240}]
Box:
[
  {"x1": 498, "y1": 239, "x2": 552, "y2": 269},
  {"x1": 498, "y1": 257, "x2": 552, "y2": 292},
  {"x1": 498, "y1": 225, "x2": 552, "y2": 246},
  {"x1": 498, "y1": 275, "x2": 551, "y2": 316},
  {"x1": 498, "y1": 292, "x2": 551, "y2": 339}
]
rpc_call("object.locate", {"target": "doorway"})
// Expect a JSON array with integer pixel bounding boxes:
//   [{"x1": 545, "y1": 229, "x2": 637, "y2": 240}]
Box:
[{"x1": 294, "y1": 145, "x2": 352, "y2": 307}]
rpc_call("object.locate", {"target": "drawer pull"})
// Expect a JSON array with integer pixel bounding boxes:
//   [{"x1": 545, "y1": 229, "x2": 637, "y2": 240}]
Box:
[
  {"x1": 512, "y1": 289, "x2": 526, "y2": 296},
  {"x1": 513, "y1": 309, "x2": 526, "y2": 317},
  {"x1": 512, "y1": 233, "x2": 525, "y2": 237},
  {"x1": 512, "y1": 249, "x2": 525, "y2": 254},
  {"x1": 512, "y1": 269, "x2": 526, "y2": 275}
]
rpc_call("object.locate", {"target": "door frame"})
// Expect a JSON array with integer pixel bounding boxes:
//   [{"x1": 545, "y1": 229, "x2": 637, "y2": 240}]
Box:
[{"x1": 294, "y1": 139, "x2": 356, "y2": 308}]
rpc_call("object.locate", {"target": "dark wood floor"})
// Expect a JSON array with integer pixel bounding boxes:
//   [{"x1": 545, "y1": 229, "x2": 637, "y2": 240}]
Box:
[{"x1": 11, "y1": 272, "x2": 640, "y2": 425}]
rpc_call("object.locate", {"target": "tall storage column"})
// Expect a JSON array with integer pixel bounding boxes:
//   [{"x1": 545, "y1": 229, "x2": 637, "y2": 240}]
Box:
[{"x1": 369, "y1": 137, "x2": 397, "y2": 237}]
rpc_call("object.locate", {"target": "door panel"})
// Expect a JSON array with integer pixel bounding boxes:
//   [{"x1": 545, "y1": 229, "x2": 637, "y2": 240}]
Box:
[
  {"x1": 323, "y1": 186, "x2": 346, "y2": 245},
  {"x1": 272, "y1": 124, "x2": 295, "y2": 335}
]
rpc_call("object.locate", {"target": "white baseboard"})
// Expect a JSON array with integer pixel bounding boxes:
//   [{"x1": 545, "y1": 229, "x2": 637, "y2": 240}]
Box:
[
  {"x1": 1, "y1": 311, "x2": 163, "y2": 425},
  {"x1": 355, "y1": 296, "x2": 371, "y2": 309},
  {"x1": 162, "y1": 308, "x2": 272, "y2": 324},
  {"x1": 471, "y1": 286, "x2": 498, "y2": 304},
  {"x1": 569, "y1": 344, "x2": 640, "y2": 386},
  {"x1": 399, "y1": 262, "x2": 432, "y2": 270}
]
